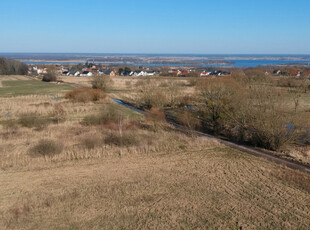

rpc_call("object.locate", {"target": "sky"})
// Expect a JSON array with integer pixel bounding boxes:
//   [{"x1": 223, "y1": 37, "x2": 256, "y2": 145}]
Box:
[{"x1": 0, "y1": 0, "x2": 309, "y2": 54}]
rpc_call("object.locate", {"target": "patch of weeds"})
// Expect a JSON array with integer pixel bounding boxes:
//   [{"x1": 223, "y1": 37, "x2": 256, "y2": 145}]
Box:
[
  {"x1": 104, "y1": 133, "x2": 139, "y2": 147},
  {"x1": 82, "y1": 106, "x2": 123, "y2": 126},
  {"x1": 1, "y1": 119, "x2": 19, "y2": 139},
  {"x1": 82, "y1": 136, "x2": 103, "y2": 150},
  {"x1": 18, "y1": 113, "x2": 52, "y2": 129},
  {"x1": 29, "y1": 139, "x2": 63, "y2": 157},
  {"x1": 65, "y1": 88, "x2": 106, "y2": 103}
]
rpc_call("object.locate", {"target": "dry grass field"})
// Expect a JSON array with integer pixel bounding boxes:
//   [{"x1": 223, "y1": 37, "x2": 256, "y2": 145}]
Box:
[{"x1": 1, "y1": 75, "x2": 310, "y2": 229}]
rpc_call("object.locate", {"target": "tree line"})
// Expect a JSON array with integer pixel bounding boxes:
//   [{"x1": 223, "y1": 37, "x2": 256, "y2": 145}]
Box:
[{"x1": 0, "y1": 58, "x2": 28, "y2": 75}]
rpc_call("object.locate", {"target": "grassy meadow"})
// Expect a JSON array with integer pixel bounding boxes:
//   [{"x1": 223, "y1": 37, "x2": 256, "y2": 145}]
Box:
[
  {"x1": 0, "y1": 75, "x2": 310, "y2": 229},
  {"x1": 0, "y1": 76, "x2": 73, "y2": 97}
]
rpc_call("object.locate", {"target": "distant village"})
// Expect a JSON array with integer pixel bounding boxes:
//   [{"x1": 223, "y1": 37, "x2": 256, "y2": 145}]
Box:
[{"x1": 27, "y1": 61, "x2": 310, "y2": 78}]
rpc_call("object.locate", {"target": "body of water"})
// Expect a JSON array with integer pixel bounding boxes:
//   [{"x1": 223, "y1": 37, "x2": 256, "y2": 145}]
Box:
[
  {"x1": 2, "y1": 53, "x2": 310, "y2": 67},
  {"x1": 24, "y1": 59, "x2": 310, "y2": 67}
]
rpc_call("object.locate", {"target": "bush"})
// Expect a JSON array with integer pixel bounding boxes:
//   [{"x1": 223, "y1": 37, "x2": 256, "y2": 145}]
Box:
[
  {"x1": 138, "y1": 81, "x2": 180, "y2": 109},
  {"x1": 42, "y1": 72, "x2": 57, "y2": 82},
  {"x1": 277, "y1": 77, "x2": 302, "y2": 88},
  {"x1": 244, "y1": 68, "x2": 269, "y2": 82},
  {"x1": 82, "y1": 106, "x2": 123, "y2": 126},
  {"x1": 30, "y1": 139, "x2": 63, "y2": 156},
  {"x1": 1, "y1": 120, "x2": 19, "y2": 138},
  {"x1": 65, "y1": 88, "x2": 106, "y2": 103},
  {"x1": 19, "y1": 113, "x2": 52, "y2": 129},
  {"x1": 145, "y1": 108, "x2": 166, "y2": 123},
  {"x1": 104, "y1": 133, "x2": 139, "y2": 147},
  {"x1": 82, "y1": 136, "x2": 102, "y2": 149},
  {"x1": 178, "y1": 110, "x2": 201, "y2": 132},
  {"x1": 197, "y1": 78, "x2": 298, "y2": 150},
  {"x1": 92, "y1": 75, "x2": 113, "y2": 91},
  {"x1": 52, "y1": 103, "x2": 66, "y2": 123}
]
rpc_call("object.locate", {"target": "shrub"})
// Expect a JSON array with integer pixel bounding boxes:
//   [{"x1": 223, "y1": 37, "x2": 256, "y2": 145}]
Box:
[
  {"x1": 52, "y1": 103, "x2": 66, "y2": 123},
  {"x1": 82, "y1": 114, "x2": 102, "y2": 126},
  {"x1": 244, "y1": 68, "x2": 269, "y2": 82},
  {"x1": 196, "y1": 78, "x2": 298, "y2": 150},
  {"x1": 19, "y1": 113, "x2": 52, "y2": 129},
  {"x1": 145, "y1": 108, "x2": 166, "y2": 123},
  {"x1": 30, "y1": 139, "x2": 63, "y2": 156},
  {"x1": 42, "y1": 72, "x2": 57, "y2": 82},
  {"x1": 104, "y1": 133, "x2": 139, "y2": 147},
  {"x1": 178, "y1": 95, "x2": 196, "y2": 107},
  {"x1": 65, "y1": 88, "x2": 106, "y2": 103},
  {"x1": 277, "y1": 77, "x2": 302, "y2": 88},
  {"x1": 82, "y1": 106, "x2": 123, "y2": 126},
  {"x1": 82, "y1": 136, "x2": 102, "y2": 149},
  {"x1": 178, "y1": 110, "x2": 201, "y2": 132},
  {"x1": 92, "y1": 75, "x2": 113, "y2": 91},
  {"x1": 1, "y1": 120, "x2": 19, "y2": 137}
]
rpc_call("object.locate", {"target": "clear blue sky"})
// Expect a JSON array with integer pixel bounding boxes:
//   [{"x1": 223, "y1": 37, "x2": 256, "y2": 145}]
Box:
[{"x1": 0, "y1": 0, "x2": 309, "y2": 54}]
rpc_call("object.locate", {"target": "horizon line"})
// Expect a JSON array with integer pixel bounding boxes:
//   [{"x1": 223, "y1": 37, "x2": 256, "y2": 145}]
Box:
[{"x1": 1, "y1": 52, "x2": 310, "y2": 56}]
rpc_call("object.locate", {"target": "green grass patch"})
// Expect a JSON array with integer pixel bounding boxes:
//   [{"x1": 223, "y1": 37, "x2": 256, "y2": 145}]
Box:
[
  {"x1": 107, "y1": 102, "x2": 143, "y2": 119},
  {"x1": 0, "y1": 80, "x2": 73, "y2": 97},
  {"x1": 82, "y1": 103, "x2": 142, "y2": 126}
]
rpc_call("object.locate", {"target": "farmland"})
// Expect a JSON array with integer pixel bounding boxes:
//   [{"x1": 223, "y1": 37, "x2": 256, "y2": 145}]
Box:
[{"x1": 0, "y1": 75, "x2": 310, "y2": 229}]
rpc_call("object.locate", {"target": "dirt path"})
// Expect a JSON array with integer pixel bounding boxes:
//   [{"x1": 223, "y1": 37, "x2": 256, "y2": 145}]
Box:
[{"x1": 113, "y1": 99, "x2": 310, "y2": 175}]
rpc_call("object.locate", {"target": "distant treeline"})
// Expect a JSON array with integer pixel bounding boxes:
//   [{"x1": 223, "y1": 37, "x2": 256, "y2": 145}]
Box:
[{"x1": 0, "y1": 58, "x2": 28, "y2": 75}]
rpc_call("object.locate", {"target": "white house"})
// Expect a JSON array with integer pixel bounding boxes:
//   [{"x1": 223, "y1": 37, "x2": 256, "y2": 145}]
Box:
[
  {"x1": 145, "y1": 71, "x2": 156, "y2": 76},
  {"x1": 133, "y1": 71, "x2": 147, "y2": 76},
  {"x1": 81, "y1": 71, "x2": 93, "y2": 77}
]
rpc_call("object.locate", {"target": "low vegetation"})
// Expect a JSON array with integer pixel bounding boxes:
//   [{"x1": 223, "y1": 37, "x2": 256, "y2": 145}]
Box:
[
  {"x1": 42, "y1": 72, "x2": 57, "y2": 82},
  {"x1": 0, "y1": 74, "x2": 310, "y2": 229},
  {"x1": 30, "y1": 139, "x2": 63, "y2": 157},
  {"x1": 91, "y1": 75, "x2": 113, "y2": 91},
  {"x1": 18, "y1": 112, "x2": 52, "y2": 129},
  {"x1": 65, "y1": 87, "x2": 106, "y2": 103},
  {"x1": 104, "y1": 132, "x2": 139, "y2": 147},
  {"x1": 0, "y1": 78, "x2": 73, "y2": 97}
]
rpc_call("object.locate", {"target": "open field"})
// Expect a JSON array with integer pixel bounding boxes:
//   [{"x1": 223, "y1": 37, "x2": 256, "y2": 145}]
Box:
[
  {"x1": 0, "y1": 76, "x2": 73, "y2": 97},
  {"x1": 0, "y1": 75, "x2": 310, "y2": 229}
]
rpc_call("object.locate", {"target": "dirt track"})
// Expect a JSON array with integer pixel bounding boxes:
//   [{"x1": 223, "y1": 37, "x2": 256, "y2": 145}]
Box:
[{"x1": 113, "y1": 99, "x2": 310, "y2": 175}]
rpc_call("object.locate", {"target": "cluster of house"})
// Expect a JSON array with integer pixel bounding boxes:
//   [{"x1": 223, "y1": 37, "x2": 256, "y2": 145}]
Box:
[
  {"x1": 273, "y1": 69, "x2": 310, "y2": 77},
  {"x1": 120, "y1": 70, "x2": 156, "y2": 76},
  {"x1": 199, "y1": 70, "x2": 231, "y2": 77},
  {"x1": 61, "y1": 65, "x2": 117, "y2": 77},
  {"x1": 168, "y1": 69, "x2": 231, "y2": 76},
  {"x1": 28, "y1": 64, "x2": 233, "y2": 78},
  {"x1": 29, "y1": 66, "x2": 47, "y2": 74}
]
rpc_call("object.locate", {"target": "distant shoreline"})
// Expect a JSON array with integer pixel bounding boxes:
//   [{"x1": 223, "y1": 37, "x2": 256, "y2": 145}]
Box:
[{"x1": 1, "y1": 53, "x2": 310, "y2": 68}]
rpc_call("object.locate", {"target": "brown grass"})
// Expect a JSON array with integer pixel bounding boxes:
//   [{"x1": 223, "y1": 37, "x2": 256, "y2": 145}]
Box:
[
  {"x1": 29, "y1": 139, "x2": 64, "y2": 157},
  {"x1": 65, "y1": 87, "x2": 106, "y2": 103},
  {"x1": 145, "y1": 107, "x2": 166, "y2": 122},
  {"x1": 1, "y1": 76, "x2": 310, "y2": 229}
]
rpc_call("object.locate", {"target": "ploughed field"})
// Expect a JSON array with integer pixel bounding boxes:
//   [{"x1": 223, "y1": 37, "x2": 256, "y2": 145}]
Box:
[{"x1": 0, "y1": 76, "x2": 310, "y2": 229}]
